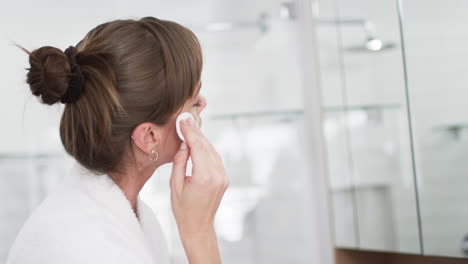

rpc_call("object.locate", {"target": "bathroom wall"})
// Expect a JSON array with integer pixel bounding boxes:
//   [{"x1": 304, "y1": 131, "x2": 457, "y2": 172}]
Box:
[{"x1": 0, "y1": 0, "x2": 323, "y2": 263}]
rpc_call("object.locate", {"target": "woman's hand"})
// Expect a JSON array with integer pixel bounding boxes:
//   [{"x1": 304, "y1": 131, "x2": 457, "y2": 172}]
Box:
[{"x1": 170, "y1": 117, "x2": 229, "y2": 263}]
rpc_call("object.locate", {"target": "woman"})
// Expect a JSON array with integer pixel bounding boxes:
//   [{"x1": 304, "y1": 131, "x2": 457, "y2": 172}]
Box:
[{"x1": 7, "y1": 16, "x2": 229, "y2": 264}]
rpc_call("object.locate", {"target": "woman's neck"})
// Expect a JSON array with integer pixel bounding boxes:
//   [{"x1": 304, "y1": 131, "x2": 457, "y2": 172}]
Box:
[{"x1": 109, "y1": 165, "x2": 156, "y2": 218}]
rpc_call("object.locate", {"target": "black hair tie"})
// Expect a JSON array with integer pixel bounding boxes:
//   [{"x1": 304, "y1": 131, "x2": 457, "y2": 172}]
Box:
[{"x1": 61, "y1": 46, "x2": 84, "y2": 104}]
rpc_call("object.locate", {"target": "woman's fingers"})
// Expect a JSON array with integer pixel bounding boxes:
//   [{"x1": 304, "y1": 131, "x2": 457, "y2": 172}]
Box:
[
  {"x1": 179, "y1": 119, "x2": 204, "y2": 148},
  {"x1": 179, "y1": 119, "x2": 224, "y2": 181},
  {"x1": 170, "y1": 142, "x2": 190, "y2": 191},
  {"x1": 170, "y1": 116, "x2": 230, "y2": 240},
  {"x1": 179, "y1": 119, "x2": 214, "y2": 161}
]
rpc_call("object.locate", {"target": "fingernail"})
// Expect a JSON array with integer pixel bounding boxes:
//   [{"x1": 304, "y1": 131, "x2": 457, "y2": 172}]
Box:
[{"x1": 180, "y1": 142, "x2": 187, "y2": 150}]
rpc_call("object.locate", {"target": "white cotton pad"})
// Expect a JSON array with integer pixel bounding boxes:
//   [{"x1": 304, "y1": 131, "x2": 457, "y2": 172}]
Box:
[
  {"x1": 176, "y1": 112, "x2": 195, "y2": 142},
  {"x1": 175, "y1": 112, "x2": 196, "y2": 176}
]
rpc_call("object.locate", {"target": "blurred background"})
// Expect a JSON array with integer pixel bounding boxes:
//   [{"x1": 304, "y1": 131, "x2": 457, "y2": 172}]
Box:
[{"x1": 4, "y1": 0, "x2": 468, "y2": 263}]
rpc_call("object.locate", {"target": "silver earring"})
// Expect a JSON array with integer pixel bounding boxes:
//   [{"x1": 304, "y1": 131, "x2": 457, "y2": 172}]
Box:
[
  {"x1": 131, "y1": 136, "x2": 135, "y2": 140},
  {"x1": 147, "y1": 149, "x2": 159, "y2": 163}
]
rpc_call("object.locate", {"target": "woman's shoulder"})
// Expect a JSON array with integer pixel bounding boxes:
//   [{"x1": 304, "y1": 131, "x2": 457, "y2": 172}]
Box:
[
  {"x1": 6, "y1": 184, "x2": 153, "y2": 264},
  {"x1": 7, "y1": 185, "x2": 95, "y2": 258},
  {"x1": 7, "y1": 163, "x2": 172, "y2": 264}
]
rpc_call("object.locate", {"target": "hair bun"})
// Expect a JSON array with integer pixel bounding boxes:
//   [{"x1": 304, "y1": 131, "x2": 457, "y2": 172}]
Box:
[{"x1": 26, "y1": 46, "x2": 71, "y2": 105}]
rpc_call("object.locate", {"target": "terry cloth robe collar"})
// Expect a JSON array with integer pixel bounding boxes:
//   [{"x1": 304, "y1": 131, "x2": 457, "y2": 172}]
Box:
[{"x1": 6, "y1": 161, "x2": 170, "y2": 264}]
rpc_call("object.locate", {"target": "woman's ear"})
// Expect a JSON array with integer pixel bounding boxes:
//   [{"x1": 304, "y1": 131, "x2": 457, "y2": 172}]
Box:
[{"x1": 131, "y1": 122, "x2": 160, "y2": 153}]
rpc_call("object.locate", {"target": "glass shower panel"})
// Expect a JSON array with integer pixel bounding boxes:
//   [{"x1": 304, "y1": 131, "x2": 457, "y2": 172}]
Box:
[
  {"x1": 400, "y1": 0, "x2": 468, "y2": 257},
  {"x1": 334, "y1": 0, "x2": 421, "y2": 253}
]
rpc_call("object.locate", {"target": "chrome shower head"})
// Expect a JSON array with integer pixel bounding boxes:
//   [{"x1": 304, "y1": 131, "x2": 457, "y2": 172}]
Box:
[
  {"x1": 317, "y1": 19, "x2": 397, "y2": 53},
  {"x1": 344, "y1": 37, "x2": 397, "y2": 53}
]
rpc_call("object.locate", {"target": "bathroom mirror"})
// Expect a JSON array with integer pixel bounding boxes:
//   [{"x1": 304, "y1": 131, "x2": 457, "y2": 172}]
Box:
[
  {"x1": 400, "y1": 0, "x2": 468, "y2": 258},
  {"x1": 318, "y1": 0, "x2": 422, "y2": 254}
]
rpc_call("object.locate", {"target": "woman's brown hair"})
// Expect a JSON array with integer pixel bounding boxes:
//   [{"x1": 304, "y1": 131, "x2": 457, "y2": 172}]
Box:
[{"x1": 22, "y1": 17, "x2": 203, "y2": 175}]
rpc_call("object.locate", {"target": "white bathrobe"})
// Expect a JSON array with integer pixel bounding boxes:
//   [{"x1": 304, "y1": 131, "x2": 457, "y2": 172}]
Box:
[{"x1": 7, "y1": 161, "x2": 171, "y2": 264}]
